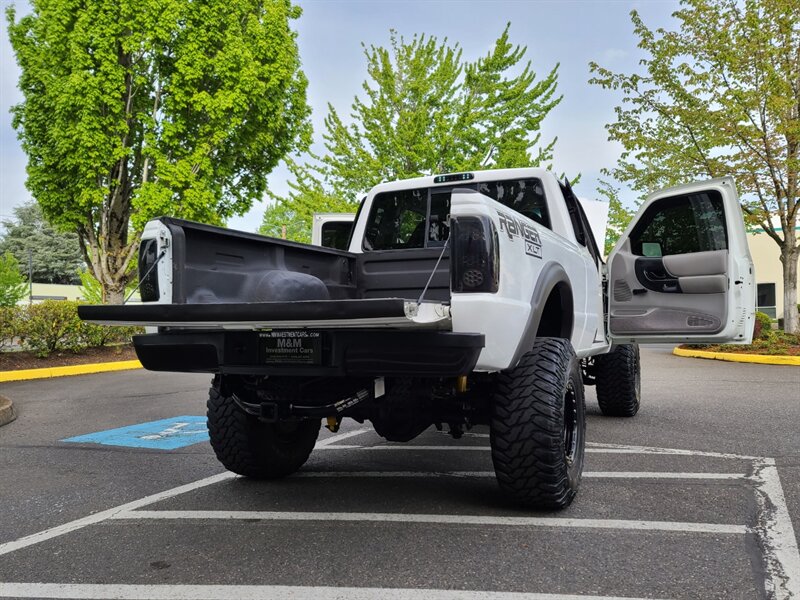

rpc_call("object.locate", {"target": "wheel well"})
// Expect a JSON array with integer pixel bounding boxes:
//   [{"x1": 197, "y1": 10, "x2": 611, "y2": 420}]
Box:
[{"x1": 535, "y1": 283, "x2": 574, "y2": 339}]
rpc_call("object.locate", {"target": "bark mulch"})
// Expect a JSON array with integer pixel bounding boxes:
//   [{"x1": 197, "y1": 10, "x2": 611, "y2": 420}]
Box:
[{"x1": 0, "y1": 345, "x2": 138, "y2": 372}]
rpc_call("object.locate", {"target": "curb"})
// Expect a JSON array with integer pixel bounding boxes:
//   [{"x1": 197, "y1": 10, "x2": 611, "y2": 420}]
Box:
[
  {"x1": 673, "y1": 347, "x2": 800, "y2": 366},
  {"x1": 0, "y1": 394, "x2": 16, "y2": 427},
  {"x1": 0, "y1": 360, "x2": 143, "y2": 383}
]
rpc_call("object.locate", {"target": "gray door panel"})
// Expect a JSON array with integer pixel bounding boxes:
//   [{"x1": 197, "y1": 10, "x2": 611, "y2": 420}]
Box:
[
  {"x1": 662, "y1": 250, "x2": 727, "y2": 277},
  {"x1": 677, "y1": 274, "x2": 727, "y2": 294},
  {"x1": 609, "y1": 240, "x2": 727, "y2": 335}
]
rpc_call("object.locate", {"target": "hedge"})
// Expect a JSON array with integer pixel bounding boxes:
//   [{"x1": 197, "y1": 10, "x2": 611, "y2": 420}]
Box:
[{"x1": 0, "y1": 300, "x2": 143, "y2": 358}]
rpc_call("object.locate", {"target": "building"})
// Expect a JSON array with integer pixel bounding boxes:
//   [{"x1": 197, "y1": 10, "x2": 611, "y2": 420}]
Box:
[{"x1": 748, "y1": 225, "x2": 800, "y2": 321}]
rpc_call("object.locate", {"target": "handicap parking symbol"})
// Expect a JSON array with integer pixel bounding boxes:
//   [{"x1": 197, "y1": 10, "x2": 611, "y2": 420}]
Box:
[{"x1": 62, "y1": 416, "x2": 209, "y2": 450}]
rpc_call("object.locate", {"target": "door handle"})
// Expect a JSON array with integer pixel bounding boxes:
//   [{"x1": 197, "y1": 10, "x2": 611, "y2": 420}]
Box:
[{"x1": 632, "y1": 288, "x2": 648, "y2": 295}]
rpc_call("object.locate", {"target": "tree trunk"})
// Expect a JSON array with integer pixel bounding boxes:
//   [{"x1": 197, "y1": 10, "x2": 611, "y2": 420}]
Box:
[
  {"x1": 104, "y1": 282, "x2": 126, "y2": 305},
  {"x1": 781, "y1": 238, "x2": 799, "y2": 334}
]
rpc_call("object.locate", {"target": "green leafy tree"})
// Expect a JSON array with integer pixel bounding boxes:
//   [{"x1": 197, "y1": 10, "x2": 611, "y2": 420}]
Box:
[
  {"x1": 7, "y1": 0, "x2": 311, "y2": 303},
  {"x1": 589, "y1": 0, "x2": 800, "y2": 332},
  {"x1": 0, "y1": 202, "x2": 83, "y2": 284},
  {"x1": 267, "y1": 24, "x2": 561, "y2": 241},
  {"x1": 597, "y1": 180, "x2": 635, "y2": 256},
  {"x1": 0, "y1": 252, "x2": 28, "y2": 308}
]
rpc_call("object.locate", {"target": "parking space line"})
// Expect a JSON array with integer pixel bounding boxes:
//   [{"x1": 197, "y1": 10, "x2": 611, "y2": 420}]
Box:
[
  {"x1": 0, "y1": 582, "x2": 673, "y2": 600},
  {"x1": 336, "y1": 443, "x2": 763, "y2": 462},
  {"x1": 752, "y1": 458, "x2": 800, "y2": 599},
  {"x1": 0, "y1": 472, "x2": 234, "y2": 558},
  {"x1": 344, "y1": 445, "x2": 489, "y2": 451},
  {"x1": 0, "y1": 430, "x2": 360, "y2": 558},
  {"x1": 112, "y1": 509, "x2": 748, "y2": 534},
  {"x1": 294, "y1": 471, "x2": 746, "y2": 480},
  {"x1": 586, "y1": 443, "x2": 761, "y2": 461},
  {"x1": 316, "y1": 427, "x2": 371, "y2": 447}
]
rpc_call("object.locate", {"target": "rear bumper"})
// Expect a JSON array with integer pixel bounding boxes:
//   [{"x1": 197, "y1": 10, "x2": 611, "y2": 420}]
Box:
[{"x1": 133, "y1": 329, "x2": 484, "y2": 377}]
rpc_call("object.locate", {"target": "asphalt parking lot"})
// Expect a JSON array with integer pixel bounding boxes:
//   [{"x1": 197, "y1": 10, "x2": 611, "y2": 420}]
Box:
[{"x1": 0, "y1": 347, "x2": 798, "y2": 600}]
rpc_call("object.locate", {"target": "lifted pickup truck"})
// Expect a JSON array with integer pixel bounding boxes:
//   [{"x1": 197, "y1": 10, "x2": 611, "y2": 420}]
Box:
[{"x1": 81, "y1": 168, "x2": 756, "y2": 509}]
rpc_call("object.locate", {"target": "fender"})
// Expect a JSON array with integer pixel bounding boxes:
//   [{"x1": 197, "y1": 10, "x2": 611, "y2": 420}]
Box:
[{"x1": 508, "y1": 261, "x2": 574, "y2": 369}]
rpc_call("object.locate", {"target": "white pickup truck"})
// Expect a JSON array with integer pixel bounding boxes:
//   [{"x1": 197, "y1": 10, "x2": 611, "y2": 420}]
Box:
[{"x1": 81, "y1": 167, "x2": 756, "y2": 509}]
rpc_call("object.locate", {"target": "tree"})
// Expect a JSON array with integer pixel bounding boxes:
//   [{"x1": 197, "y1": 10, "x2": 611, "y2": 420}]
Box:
[
  {"x1": 266, "y1": 25, "x2": 561, "y2": 241},
  {"x1": 597, "y1": 180, "x2": 635, "y2": 256},
  {"x1": 7, "y1": 0, "x2": 311, "y2": 303},
  {"x1": 589, "y1": 0, "x2": 800, "y2": 332},
  {"x1": 0, "y1": 252, "x2": 27, "y2": 308},
  {"x1": 0, "y1": 202, "x2": 83, "y2": 284}
]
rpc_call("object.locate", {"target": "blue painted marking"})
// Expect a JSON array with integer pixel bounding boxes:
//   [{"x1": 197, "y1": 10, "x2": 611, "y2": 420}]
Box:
[{"x1": 62, "y1": 416, "x2": 209, "y2": 450}]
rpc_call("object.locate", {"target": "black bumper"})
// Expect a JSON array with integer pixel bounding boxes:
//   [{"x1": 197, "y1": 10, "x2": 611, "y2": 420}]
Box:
[{"x1": 132, "y1": 329, "x2": 484, "y2": 377}]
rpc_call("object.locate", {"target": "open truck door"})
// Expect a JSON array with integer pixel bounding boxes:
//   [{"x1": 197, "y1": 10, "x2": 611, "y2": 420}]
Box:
[{"x1": 607, "y1": 177, "x2": 755, "y2": 344}]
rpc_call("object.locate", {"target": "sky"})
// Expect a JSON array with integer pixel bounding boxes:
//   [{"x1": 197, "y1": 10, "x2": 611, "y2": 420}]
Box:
[{"x1": 0, "y1": 0, "x2": 682, "y2": 233}]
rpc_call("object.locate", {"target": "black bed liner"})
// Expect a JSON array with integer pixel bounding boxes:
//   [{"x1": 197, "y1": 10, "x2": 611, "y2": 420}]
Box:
[{"x1": 78, "y1": 298, "x2": 409, "y2": 324}]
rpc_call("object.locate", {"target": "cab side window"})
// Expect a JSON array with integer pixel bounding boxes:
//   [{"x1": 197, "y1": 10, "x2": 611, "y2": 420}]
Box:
[
  {"x1": 629, "y1": 191, "x2": 728, "y2": 257},
  {"x1": 363, "y1": 189, "x2": 427, "y2": 250}
]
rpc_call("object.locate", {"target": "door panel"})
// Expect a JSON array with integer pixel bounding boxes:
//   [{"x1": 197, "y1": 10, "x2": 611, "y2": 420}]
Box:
[
  {"x1": 608, "y1": 177, "x2": 755, "y2": 344},
  {"x1": 678, "y1": 275, "x2": 727, "y2": 294},
  {"x1": 610, "y1": 240, "x2": 726, "y2": 334},
  {"x1": 663, "y1": 250, "x2": 726, "y2": 277}
]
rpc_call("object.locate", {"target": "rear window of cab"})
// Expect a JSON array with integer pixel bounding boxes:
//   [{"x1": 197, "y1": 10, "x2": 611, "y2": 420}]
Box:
[{"x1": 362, "y1": 178, "x2": 549, "y2": 251}]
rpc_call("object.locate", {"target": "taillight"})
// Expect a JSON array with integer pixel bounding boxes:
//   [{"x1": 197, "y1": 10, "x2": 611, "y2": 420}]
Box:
[
  {"x1": 138, "y1": 239, "x2": 160, "y2": 302},
  {"x1": 450, "y1": 216, "x2": 499, "y2": 293}
]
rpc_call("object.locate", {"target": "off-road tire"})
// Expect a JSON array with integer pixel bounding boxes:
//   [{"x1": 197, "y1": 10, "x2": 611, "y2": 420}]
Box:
[
  {"x1": 206, "y1": 385, "x2": 320, "y2": 479},
  {"x1": 490, "y1": 337, "x2": 586, "y2": 509},
  {"x1": 594, "y1": 344, "x2": 641, "y2": 417}
]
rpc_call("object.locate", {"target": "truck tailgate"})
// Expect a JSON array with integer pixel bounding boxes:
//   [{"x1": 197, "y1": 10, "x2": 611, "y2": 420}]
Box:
[{"x1": 78, "y1": 298, "x2": 451, "y2": 330}]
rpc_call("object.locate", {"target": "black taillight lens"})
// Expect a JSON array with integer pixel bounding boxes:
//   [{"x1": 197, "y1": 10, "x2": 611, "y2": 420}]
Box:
[
  {"x1": 450, "y1": 216, "x2": 499, "y2": 293},
  {"x1": 138, "y1": 239, "x2": 160, "y2": 302}
]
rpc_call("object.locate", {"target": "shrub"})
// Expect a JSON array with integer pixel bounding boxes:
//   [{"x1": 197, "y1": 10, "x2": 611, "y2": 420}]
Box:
[
  {"x1": 5, "y1": 299, "x2": 143, "y2": 357},
  {"x1": 21, "y1": 300, "x2": 86, "y2": 357},
  {"x1": 0, "y1": 306, "x2": 21, "y2": 349},
  {"x1": 81, "y1": 321, "x2": 143, "y2": 348},
  {"x1": 754, "y1": 311, "x2": 772, "y2": 340}
]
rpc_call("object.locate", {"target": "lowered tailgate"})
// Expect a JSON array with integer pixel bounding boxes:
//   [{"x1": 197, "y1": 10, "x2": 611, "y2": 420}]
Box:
[{"x1": 77, "y1": 298, "x2": 451, "y2": 330}]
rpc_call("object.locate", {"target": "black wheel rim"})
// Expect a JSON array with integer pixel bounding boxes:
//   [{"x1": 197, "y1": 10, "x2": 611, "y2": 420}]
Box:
[{"x1": 563, "y1": 381, "x2": 579, "y2": 465}]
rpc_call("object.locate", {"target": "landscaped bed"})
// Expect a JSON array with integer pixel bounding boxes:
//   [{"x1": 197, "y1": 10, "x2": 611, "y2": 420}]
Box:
[
  {"x1": 0, "y1": 344, "x2": 138, "y2": 372},
  {"x1": 1, "y1": 300, "x2": 142, "y2": 372},
  {"x1": 681, "y1": 312, "x2": 800, "y2": 356}
]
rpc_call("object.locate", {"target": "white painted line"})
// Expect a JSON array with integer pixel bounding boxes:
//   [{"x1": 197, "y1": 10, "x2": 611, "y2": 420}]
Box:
[
  {"x1": 315, "y1": 427, "x2": 370, "y2": 447},
  {"x1": 0, "y1": 428, "x2": 364, "y2": 557},
  {"x1": 295, "y1": 471, "x2": 495, "y2": 478},
  {"x1": 344, "y1": 443, "x2": 762, "y2": 462},
  {"x1": 112, "y1": 509, "x2": 747, "y2": 535},
  {"x1": 0, "y1": 583, "x2": 672, "y2": 600},
  {"x1": 294, "y1": 471, "x2": 745, "y2": 480},
  {"x1": 585, "y1": 471, "x2": 745, "y2": 480},
  {"x1": 752, "y1": 458, "x2": 800, "y2": 599},
  {"x1": 0, "y1": 472, "x2": 235, "y2": 557},
  {"x1": 350, "y1": 445, "x2": 489, "y2": 451},
  {"x1": 586, "y1": 443, "x2": 762, "y2": 461}
]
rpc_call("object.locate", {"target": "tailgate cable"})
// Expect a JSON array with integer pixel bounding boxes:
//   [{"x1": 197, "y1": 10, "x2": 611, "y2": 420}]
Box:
[
  {"x1": 416, "y1": 238, "x2": 449, "y2": 306},
  {"x1": 124, "y1": 249, "x2": 166, "y2": 304}
]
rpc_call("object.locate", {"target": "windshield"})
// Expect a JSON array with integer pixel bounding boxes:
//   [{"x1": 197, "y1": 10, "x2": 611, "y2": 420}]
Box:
[{"x1": 363, "y1": 177, "x2": 549, "y2": 251}]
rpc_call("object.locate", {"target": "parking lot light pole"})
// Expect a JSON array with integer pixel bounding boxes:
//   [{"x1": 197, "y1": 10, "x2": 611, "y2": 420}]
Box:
[{"x1": 28, "y1": 247, "x2": 33, "y2": 305}]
